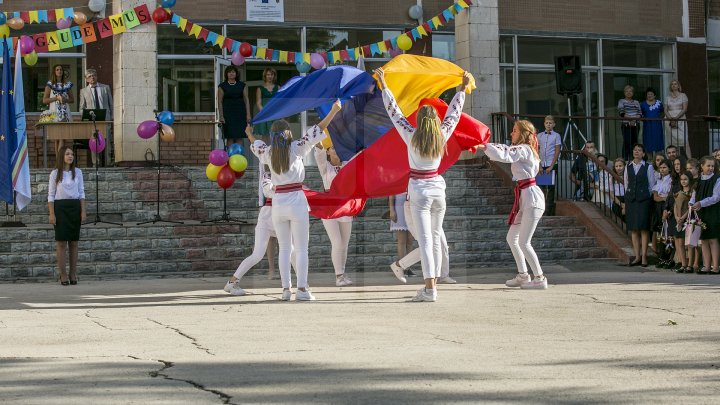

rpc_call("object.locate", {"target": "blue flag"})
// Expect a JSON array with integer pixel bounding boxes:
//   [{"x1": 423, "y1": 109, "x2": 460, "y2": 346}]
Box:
[{"x1": 0, "y1": 41, "x2": 18, "y2": 204}]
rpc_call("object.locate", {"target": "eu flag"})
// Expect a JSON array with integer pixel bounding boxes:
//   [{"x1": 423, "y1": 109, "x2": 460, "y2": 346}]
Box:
[{"x1": 0, "y1": 41, "x2": 18, "y2": 203}]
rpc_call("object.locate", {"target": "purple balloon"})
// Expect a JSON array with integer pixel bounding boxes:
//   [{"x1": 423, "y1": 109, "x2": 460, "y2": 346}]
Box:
[
  {"x1": 231, "y1": 51, "x2": 245, "y2": 66},
  {"x1": 137, "y1": 120, "x2": 159, "y2": 139},
  {"x1": 310, "y1": 53, "x2": 325, "y2": 70},
  {"x1": 56, "y1": 17, "x2": 72, "y2": 30},
  {"x1": 19, "y1": 36, "x2": 35, "y2": 56},
  {"x1": 89, "y1": 131, "x2": 106, "y2": 154},
  {"x1": 208, "y1": 149, "x2": 229, "y2": 166}
]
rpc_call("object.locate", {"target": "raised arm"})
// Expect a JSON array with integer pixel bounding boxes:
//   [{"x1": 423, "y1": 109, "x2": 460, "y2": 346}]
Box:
[
  {"x1": 316, "y1": 100, "x2": 343, "y2": 132},
  {"x1": 439, "y1": 72, "x2": 472, "y2": 140}
]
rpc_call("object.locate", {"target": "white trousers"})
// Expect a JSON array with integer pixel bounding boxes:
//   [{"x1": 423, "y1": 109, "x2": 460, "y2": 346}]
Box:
[
  {"x1": 408, "y1": 182, "x2": 447, "y2": 280},
  {"x1": 321, "y1": 219, "x2": 353, "y2": 276},
  {"x1": 507, "y1": 207, "x2": 544, "y2": 276},
  {"x1": 400, "y1": 201, "x2": 449, "y2": 277},
  {"x1": 233, "y1": 226, "x2": 273, "y2": 280},
  {"x1": 272, "y1": 202, "x2": 310, "y2": 289}
]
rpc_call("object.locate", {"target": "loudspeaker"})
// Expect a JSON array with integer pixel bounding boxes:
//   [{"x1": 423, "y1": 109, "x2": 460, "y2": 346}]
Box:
[{"x1": 555, "y1": 55, "x2": 582, "y2": 95}]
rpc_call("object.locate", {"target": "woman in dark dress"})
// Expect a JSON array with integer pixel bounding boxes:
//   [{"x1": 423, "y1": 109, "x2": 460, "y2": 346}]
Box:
[
  {"x1": 254, "y1": 68, "x2": 279, "y2": 136},
  {"x1": 217, "y1": 66, "x2": 251, "y2": 148},
  {"x1": 624, "y1": 143, "x2": 656, "y2": 266}
]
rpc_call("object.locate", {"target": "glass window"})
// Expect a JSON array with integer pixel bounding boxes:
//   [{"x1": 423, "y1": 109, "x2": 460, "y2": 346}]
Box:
[
  {"x1": 158, "y1": 24, "x2": 223, "y2": 55},
  {"x1": 502, "y1": 68, "x2": 514, "y2": 113},
  {"x1": 708, "y1": 50, "x2": 720, "y2": 116},
  {"x1": 517, "y1": 37, "x2": 597, "y2": 66},
  {"x1": 158, "y1": 59, "x2": 214, "y2": 113},
  {"x1": 500, "y1": 35, "x2": 513, "y2": 64},
  {"x1": 602, "y1": 40, "x2": 671, "y2": 69},
  {"x1": 432, "y1": 33, "x2": 455, "y2": 61},
  {"x1": 22, "y1": 58, "x2": 84, "y2": 114},
  {"x1": 306, "y1": 28, "x2": 400, "y2": 55},
  {"x1": 225, "y1": 26, "x2": 301, "y2": 54}
]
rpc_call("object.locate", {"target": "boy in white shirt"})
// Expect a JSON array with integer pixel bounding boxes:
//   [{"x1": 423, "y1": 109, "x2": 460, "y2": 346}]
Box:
[{"x1": 537, "y1": 115, "x2": 562, "y2": 215}]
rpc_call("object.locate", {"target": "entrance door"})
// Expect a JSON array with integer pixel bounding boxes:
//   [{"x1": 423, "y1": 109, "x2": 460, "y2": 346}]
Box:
[{"x1": 214, "y1": 57, "x2": 232, "y2": 149}]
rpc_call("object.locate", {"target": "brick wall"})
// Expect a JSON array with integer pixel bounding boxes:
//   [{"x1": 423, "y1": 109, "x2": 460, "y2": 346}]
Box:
[
  {"x1": 689, "y1": 0, "x2": 707, "y2": 37},
  {"x1": 711, "y1": 0, "x2": 720, "y2": 17},
  {"x1": 159, "y1": 115, "x2": 215, "y2": 166}
]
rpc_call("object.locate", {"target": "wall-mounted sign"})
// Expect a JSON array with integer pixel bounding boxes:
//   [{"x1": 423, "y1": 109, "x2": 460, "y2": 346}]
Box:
[{"x1": 246, "y1": 0, "x2": 284, "y2": 22}]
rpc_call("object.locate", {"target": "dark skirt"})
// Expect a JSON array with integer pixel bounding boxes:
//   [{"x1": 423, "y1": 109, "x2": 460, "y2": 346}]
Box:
[
  {"x1": 698, "y1": 206, "x2": 720, "y2": 240},
  {"x1": 651, "y1": 201, "x2": 666, "y2": 232},
  {"x1": 54, "y1": 199, "x2": 81, "y2": 241},
  {"x1": 625, "y1": 198, "x2": 652, "y2": 231}
]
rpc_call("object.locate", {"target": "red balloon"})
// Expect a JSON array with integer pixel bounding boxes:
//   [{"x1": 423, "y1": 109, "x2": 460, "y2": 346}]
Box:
[
  {"x1": 152, "y1": 7, "x2": 170, "y2": 23},
  {"x1": 234, "y1": 170, "x2": 245, "y2": 179},
  {"x1": 239, "y1": 42, "x2": 253, "y2": 57},
  {"x1": 217, "y1": 166, "x2": 236, "y2": 189}
]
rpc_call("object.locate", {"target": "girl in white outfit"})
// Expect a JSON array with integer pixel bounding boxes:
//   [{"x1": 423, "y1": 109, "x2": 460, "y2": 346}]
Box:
[
  {"x1": 246, "y1": 100, "x2": 342, "y2": 301},
  {"x1": 376, "y1": 68, "x2": 472, "y2": 302},
  {"x1": 313, "y1": 143, "x2": 354, "y2": 287},
  {"x1": 478, "y1": 120, "x2": 548, "y2": 289}
]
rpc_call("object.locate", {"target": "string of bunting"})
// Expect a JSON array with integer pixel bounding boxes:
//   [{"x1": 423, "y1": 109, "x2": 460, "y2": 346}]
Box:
[
  {"x1": 168, "y1": 0, "x2": 472, "y2": 67},
  {"x1": 2, "y1": 7, "x2": 80, "y2": 23}
]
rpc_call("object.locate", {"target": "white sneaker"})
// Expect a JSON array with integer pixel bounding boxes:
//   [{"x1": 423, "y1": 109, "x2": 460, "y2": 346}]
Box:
[
  {"x1": 411, "y1": 287, "x2": 437, "y2": 302},
  {"x1": 390, "y1": 262, "x2": 407, "y2": 283},
  {"x1": 223, "y1": 281, "x2": 246, "y2": 296},
  {"x1": 335, "y1": 274, "x2": 353, "y2": 287},
  {"x1": 295, "y1": 289, "x2": 316, "y2": 301},
  {"x1": 521, "y1": 275, "x2": 548, "y2": 290},
  {"x1": 505, "y1": 273, "x2": 531, "y2": 288},
  {"x1": 437, "y1": 276, "x2": 457, "y2": 284},
  {"x1": 281, "y1": 290, "x2": 292, "y2": 301}
]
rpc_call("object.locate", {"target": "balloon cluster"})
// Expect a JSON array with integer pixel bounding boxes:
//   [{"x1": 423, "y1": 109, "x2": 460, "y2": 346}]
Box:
[
  {"x1": 206, "y1": 144, "x2": 247, "y2": 189},
  {"x1": 136, "y1": 111, "x2": 176, "y2": 142}
]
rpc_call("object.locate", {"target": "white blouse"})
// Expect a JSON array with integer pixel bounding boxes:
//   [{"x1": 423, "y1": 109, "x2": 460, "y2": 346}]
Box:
[
  {"x1": 484, "y1": 143, "x2": 545, "y2": 210},
  {"x1": 48, "y1": 168, "x2": 85, "y2": 202},
  {"x1": 381, "y1": 88, "x2": 465, "y2": 171},
  {"x1": 652, "y1": 174, "x2": 672, "y2": 197},
  {"x1": 689, "y1": 173, "x2": 720, "y2": 207}
]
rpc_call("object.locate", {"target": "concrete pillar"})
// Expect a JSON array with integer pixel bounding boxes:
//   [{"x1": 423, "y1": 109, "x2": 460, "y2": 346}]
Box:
[
  {"x1": 112, "y1": 0, "x2": 158, "y2": 163},
  {"x1": 455, "y1": 0, "x2": 500, "y2": 127}
]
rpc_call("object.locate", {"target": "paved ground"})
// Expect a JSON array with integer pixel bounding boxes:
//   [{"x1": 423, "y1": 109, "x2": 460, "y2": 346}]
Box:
[{"x1": 1, "y1": 262, "x2": 719, "y2": 404}]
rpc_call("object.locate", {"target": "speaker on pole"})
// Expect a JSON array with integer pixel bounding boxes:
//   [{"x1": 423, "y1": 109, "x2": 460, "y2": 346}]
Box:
[{"x1": 555, "y1": 55, "x2": 582, "y2": 95}]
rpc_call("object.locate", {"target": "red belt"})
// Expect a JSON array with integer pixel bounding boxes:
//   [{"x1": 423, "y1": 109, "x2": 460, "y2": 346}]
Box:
[
  {"x1": 265, "y1": 198, "x2": 272, "y2": 206},
  {"x1": 275, "y1": 183, "x2": 303, "y2": 193},
  {"x1": 409, "y1": 169, "x2": 439, "y2": 180},
  {"x1": 508, "y1": 178, "x2": 536, "y2": 225}
]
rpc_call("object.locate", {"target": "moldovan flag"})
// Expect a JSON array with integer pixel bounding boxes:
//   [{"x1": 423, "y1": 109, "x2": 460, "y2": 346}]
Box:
[
  {"x1": 0, "y1": 41, "x2": 18, "y2": 204},
  {"x1": 12, "y1": 45, "x2": 31, "y2": 210}
]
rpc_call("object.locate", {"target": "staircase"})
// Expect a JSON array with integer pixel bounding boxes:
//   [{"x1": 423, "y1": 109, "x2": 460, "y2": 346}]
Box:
[{"x1": 0, "y1": 162, "x2": 610, "y2": 280}]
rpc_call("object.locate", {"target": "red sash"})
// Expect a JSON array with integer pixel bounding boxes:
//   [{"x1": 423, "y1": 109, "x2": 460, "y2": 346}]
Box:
[
  {"x1": 275, "y1": 183, "x2": 303, "y2": 194},
  {"x1": 508, "y1": 178, "x2": 536, "y2": 225},
  {"x1": 264, "y1": 198, "x2": 272, "y2": 206},
  {"x1": 409, "y1": 169, "x2": 439, "y2": 180}
]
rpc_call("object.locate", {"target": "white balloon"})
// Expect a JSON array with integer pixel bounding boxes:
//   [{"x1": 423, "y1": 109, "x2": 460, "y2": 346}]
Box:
[{"x1": 88, "y1": 0, "x2": 105, "y2": 13}]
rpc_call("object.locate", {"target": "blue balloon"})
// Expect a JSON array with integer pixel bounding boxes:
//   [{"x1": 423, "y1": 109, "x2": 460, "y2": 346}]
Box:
[
  {"x1": 161, "y1": 0, "x2": 177, "y2": 7},
  {"x1": 296, "y1": 62, "x2": 311, "y2": 74},
  {"x1": 158, "y1": 110, "x2": 175, "y2": 126},
  {"x1": 0, "y1": 13, "x2": 6, "y2": 26},
  {"x1": 228, "y1": 143, "x2": 244, "y2": 156}
]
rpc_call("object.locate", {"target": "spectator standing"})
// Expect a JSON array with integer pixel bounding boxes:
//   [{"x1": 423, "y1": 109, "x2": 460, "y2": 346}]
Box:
[
  {"x1": 570, "y1": 140, "x2": 597, "y2": 201},
  {"x1": 664, "y1": 80, "x2": 689, "y2": 158},
  {"x1": 536, "y1": 115, "x2": 562, "y2": 215},
  {"x1": 618, "y1": 85, "x2": 642, "y2": 161},
  {"x1": 640, "y1": 87, "x2": 664, "y2": 154}
]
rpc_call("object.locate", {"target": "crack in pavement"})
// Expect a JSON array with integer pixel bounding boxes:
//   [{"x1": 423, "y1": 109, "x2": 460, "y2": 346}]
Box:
[
  {"x1": 433, "y1": 335, "x2": 463, "y2": 345},
  {"x1": 127, "y1": 356, "x2": 236, "y2": 405},
  {"x1": 574, "y1": 293, "x2": 695, "y2": 317},
  {"x1": 147, "y1": 318, "x2": 214, "y2": 356},
  {"x1": 84, "y1": 309, "x2": 117, "y2": 331}
]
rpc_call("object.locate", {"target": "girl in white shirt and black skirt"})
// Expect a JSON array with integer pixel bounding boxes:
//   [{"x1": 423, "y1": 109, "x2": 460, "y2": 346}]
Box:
[{"x1": 48, "y1": 146, "x2": 86, "y2": 285}]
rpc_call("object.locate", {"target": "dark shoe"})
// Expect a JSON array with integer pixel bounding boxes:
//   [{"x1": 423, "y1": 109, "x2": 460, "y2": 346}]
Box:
[
  {"x1": 685, "y1": 267, "x2": 696, "y2": 274},
  {"x1": 710, "y1": 267, "x2": 720, "y2": 275},
  {"x1": 69, "y1": 278, "x2": 78, "y2": 285},
  {"x1": 674, "y1": 267, "x2": 685, "y2": 273},
  {"x1": 404, "y1": 269, "x2": 418, "y2": 277},
  {"x1": 628, "y1": 257, "x2": 640, "y2": 267},
  {"x1": 655, "y1": 261, "x2": 666, "y2": 269},
  {"x1": 60, "y1": 280, "x2": 69, "y2": 286}
]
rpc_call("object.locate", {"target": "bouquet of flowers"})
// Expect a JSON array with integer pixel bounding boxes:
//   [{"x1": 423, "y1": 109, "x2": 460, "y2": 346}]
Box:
[{"x1": 38, "y1": 110, "x2": 58, "y2": 124}]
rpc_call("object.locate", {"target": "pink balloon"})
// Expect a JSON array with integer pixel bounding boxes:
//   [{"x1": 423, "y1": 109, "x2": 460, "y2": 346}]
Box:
[
  {"x1": 208, "y1": 149, "x2": 229, "y2": 166},
  {"x1": 231, "y1": 51, "x2": 245, "y2": 66},
  {"x1": 89, "y1": 131, "x2": 106, "y2": 153},
  {"x1": 19, "y1": 36, "x2": 35, "y2": 56},
  {"x1": 56, "y1": 17, "x2": 72, "y2": 30},
  {"x1": 137, "y1": 120, "x2": 159, "y2": 139},
  {"x1": 310, "y1": 53, "x2": 325, "y2": 70}
]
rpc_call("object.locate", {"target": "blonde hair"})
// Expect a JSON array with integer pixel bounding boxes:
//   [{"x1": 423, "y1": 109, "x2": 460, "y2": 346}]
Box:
[
  {"x1": 544, "y1": 115, "x2": 555, "y2": 123},
  {"x1": 263, "y1": 67, "x2": 277, "y2": 84},
  {"x1": 670, "y1": 79, "x2": 682, "y2": 92},
  {"x1": 412, "y1": 105, "x2": 445, "y2": 159},
  {"x1": 269, "y1": 120, "x2": 292, "y2": 174},
  {"x1": 513, "y1": 120, "x2": 539, "y2": 159},
  {"x1": 623, "y1": 85, "x2": 634, "y2": 93}
]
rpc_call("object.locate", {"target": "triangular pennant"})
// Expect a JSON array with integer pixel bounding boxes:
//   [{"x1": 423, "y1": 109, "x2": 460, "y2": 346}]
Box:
[
  {"x1": 189, "y1": 24, "x2": 202, "y2": 39},
  {"x1": 199, "y1": 28, "x2": 209, "y2": 41},
  {"x1": 303, "y1": 53, "x2": 311, "y2": 63},
  {"x1": 279, "y1": 50, "x2": 288, "y2": 63},
  {"x1": 270, "y1": 49, "x2": 279, "y2": 61},
  {"x1": 417, "y1": 26, "x2": 428, "y2": 37},
  {"x1": 458, "y1": 0, "x2": 470, "y2": 8},
  {"x1": 327, "y1": 51, "x2": 335, "y2": 64},
  {"x1": 410, "y1": 28, "x2": 421, "y2": 40},
  {"x1": 432, "y1": 16, "x2": 442, "y2": 28},
  {"x1": 369, "y1": 43, "x2": 380, "y2": 56},
  {"x1": 20, "y1": 12, "x2": 29, "y2": 23},
  {"x1": 443, "y1": 9, "x2": 454, "y2": 20},
  {"x1": 178, "y1": 18, "x2": 187, "y2": 31},
  {"x1": 47, "y1": 10, "x2": 56, "y2": 22},
  {"x1": 38, "y1": 10, "x2": 48, "y2": 23},
  {"x1": 377, "y1": 41, "x2": 387, "y2": 53},
  {"x1": 214, "y1": 34, "x2": 225, "y2": 48},
  {"x1": 339, "y1": 49, "x2": 349, "y2": 61},
  {"x1": 231, "y1": 40, "x2": 240, "y2": 53},
  {"x1": 287, "y1": 52, "x2": 296, "y2": 63},
  {"x1": 223, "y1": 37, "x2": 233, "y2": 50},
  {"x1": 55, "y1": 8, "x2": 65, "y2": 20},
  {"x1": 206, "y1": 31, "x2": 217, "y2": 44},
  {"x1": 64, "y1": 8, "x2": 74, "y2": 19},
  {"x1": 29, "y1": 11, "x2": 39, "y2": 24},
  {"x1": 171, "y1": 14, "x2": 180, "y2": 25}
]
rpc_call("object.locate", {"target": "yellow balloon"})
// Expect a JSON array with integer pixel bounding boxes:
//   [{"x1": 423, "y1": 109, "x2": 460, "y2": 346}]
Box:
[
  {"x1": 0, "y1": 25, "x2": 9, "y2": 39},
  {"x1": 24, "y1": 51, "x2": 38, "y2": 66},
  {"x1": 321, "y1": 135, "x2": 333, "y2": 149},
  {"x1": 206, "y1": 163, "x2": 223, "y2": 181},
  {"x1": 8, "y1": 18, "x2": 25, "y2": 30},
  {"x1": 228, "y1": 154, "x2": 248, "y2": 172},
  {"x1": 397, "y1": 34, "x2": 412, "y2": 51}
]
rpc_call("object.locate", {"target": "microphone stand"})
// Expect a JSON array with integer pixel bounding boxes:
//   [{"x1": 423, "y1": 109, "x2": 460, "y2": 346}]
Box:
[
  {"x1": 86, "y1": 111, "x2": 121, "y2": 226},
  {"x1": 137, "y1": 110, "x2": 184, "y2": 225}
]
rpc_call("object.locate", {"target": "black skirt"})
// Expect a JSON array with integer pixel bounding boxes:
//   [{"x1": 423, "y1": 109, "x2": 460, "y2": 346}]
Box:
[
  {"x1": 699, "y1": 207, "x2": 720, "y2": 240},
  {"x1": 54, "y1": 199, "x2": 81, "y2": 241},
  {"x1": 625, "y1": 198, "x2": 652, "y2": 231}
]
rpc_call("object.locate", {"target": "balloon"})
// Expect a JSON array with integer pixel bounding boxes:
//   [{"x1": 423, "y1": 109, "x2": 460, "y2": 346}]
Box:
[
  {"x1": 89, "y1": 131, "x2": 106, "y2": 153},
  {"x1": 56, "y1": 17, "x2": 72, "y2": 30},
  {"x1": 234, "y1": 170, "x2": 246, "y2": 179},
  {"x1": 0, "y1": 13, "x2": 6, "y2": 26},
  {"x1": 0, "y1": 25, "x2": 10, "y2": 40},
  {"x1": 19, "y1": 36, "x2": 34, "y2": 56},
  {"x1": 208, "y1": 149, "x2": 229, "y2": 166},
  {"x1": 239, "y1": 42, "x2": 253, "y2": 57},
  {"x1": 231, "y1": 51, "x2": 245, "y2": 66},
  {"x1": 152, "y1": 7, "x2": 170, "y2": 24},
  {"x1": 161, "y1": 0, "x2": 177, "y2": 8},
  {"x1": 160, "y1": 124, "x2": 175, "y2": 142},
  {"x1": 206, "y1": 163, "x2": 222, "y2": 181},
  {"x1": 227, "y1": 143, "x2": 244, "y2": 156},
  {"x1": 217, "y1": 166, "x2": 236, "y2": 189},
  {"x1": 8, "y1": 18, "x2": 25, "y2": 30},
  {"x1": 397, "y1": 34, "x2": 412, "y2": 51},
  {"x1": 73, "y1": 11, "x2": 88, "y2": 25},
  {"x1": 137, "y1": 120, "x2": 159, "y2": 139},
  {"x1": 23, "y1": 51, "x2": 38, "y2": 66},
  {"x1": 88, "y1": 0, "x2": 106, "y2": 13},
  {"x1": 158, "y1": 110, "x2": 175, "y2": 126},
  {"x1": 228, "y1": 154, "x2": 248, "y2": 172},
  {"x1": 310, "y1": 53, "x2": 325, "y2": 70},
  {"x1": 296, "y1": 62, "x2": 311, "y2": 74}
]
